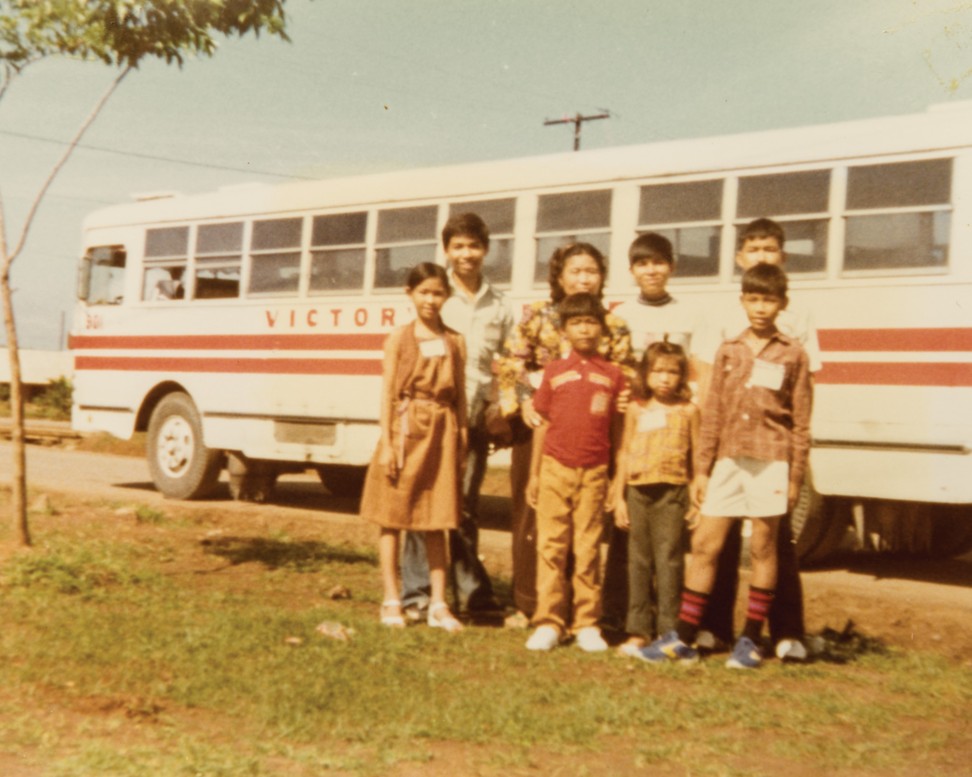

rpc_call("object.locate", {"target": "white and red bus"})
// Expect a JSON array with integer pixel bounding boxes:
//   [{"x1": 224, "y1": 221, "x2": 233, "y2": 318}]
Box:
[{"x1": 71, "y1": 100, "x2": 972, "y2": 561}]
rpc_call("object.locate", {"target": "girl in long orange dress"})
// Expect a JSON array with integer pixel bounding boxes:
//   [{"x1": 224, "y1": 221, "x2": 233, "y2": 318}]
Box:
[{"x1": 359, "y1": 263, "x2": 467, "y2": 632}]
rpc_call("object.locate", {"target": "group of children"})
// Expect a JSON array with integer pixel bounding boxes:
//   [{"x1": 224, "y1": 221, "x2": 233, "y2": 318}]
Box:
[{"x1": 360, "y1": 217, "x2": 814, "y2": 670}]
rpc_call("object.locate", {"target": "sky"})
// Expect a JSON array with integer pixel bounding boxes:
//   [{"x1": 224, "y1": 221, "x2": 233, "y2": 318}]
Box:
[{"x1": 1, "y1": 0, "x2": 971, "y2": 349}]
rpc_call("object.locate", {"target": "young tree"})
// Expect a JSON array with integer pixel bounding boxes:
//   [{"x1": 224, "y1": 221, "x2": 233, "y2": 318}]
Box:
[{"x1": 0, "y1": 0, "x2": 289, "y2": 546}]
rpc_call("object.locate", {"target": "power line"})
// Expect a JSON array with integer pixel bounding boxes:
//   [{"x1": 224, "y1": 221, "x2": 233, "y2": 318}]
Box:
[{"x1": 0, "y1": 127, "x2": 314, "y2": 180}]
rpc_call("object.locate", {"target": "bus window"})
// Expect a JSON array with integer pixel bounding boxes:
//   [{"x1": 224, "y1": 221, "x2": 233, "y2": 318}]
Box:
[
  {"x1": 79, "y1": 245, "x2": 127, "y2": 305},
  {"x1": 194, "y1": 222, "x2": 243, "y2": 299},
  {"x1": 374, "y1": 206, "x2": 437, "y2": 289},
  {"x1": 142, "y1": 226, "x2": 188, "y2": 301},
  {"x1": 195, "y1": 267, "x2": 241, "y2": 299},
  {"x1": 249, "y1": 217, "x2": 302, "y2": 296},
  {"x1": 639, "y1": 180, "x2": 722, "y2": 278},
  {"x1": 310, "y1": 211, "x2": 367, "y2": 293},
  {"x1": 843, "y1": 159, "x2": 952, "y2": 272},
  {"x1": 449, "y1": 198, "x2": 515, "y2": 286},
  {"x1": 736, "y1": 170, "x2": 830, "y2": 274},
  {"x1": 143, "y1": 266, "x2": 185, "y2": 300},
  {"x1": 534, "y1": 190, "x2": 611, "y2": 283}
]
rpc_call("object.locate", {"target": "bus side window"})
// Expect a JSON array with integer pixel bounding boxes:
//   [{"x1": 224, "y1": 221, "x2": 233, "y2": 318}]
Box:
[
  {"x1": 843, "y1": 159, "x2": 952, "y2": 272},
  {"x1": 639, "y1": 180, "x2": 722, "y2": 279},
  {"x1": 143, "y1": 266, "x2": 185, "y2": 301},
  {"x1": 534, "y1": 190, "x2": 612, "y2": 284},
  {"x1": 194, "y1": 222, "x2": 243, "y2": 300},
  {"x1": 79, "y1": 245, "x2": 127, "y2": 305},
  {"x1": 374, "y1": 206, "x2": 437, "y2": 290}
]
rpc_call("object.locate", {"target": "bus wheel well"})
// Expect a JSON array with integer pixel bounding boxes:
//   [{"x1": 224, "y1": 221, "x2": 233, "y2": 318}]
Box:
[{"x1": 136, "y1": 382, "x2": 190, "y2": 432}]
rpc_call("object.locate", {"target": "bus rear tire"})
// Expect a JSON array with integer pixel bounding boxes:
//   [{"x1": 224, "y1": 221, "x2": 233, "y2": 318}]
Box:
[
  {"x1": 317, "y1": 465, "x2": 366, "y2": 498},
  {"x1": 928, "y1": 505, "x2": 972, "y2": 558},
  {"x1": 147, "y1": 392, "x2": 222, "y2": 499},
  {"x1": 792, "y1": 477, "x2": 849, "y2": 566},
  {"x1": 227, "y1": 452, "x2": 278, "y2": 503}
]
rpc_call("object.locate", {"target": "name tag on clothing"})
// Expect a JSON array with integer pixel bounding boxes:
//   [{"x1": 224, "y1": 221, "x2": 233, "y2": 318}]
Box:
[
  {"x1": 637, "y1": 408, "x2": 667, "y2": 433},
  {"x1": 419, "y1": 337, "x2": 447, "y2": 358},
  {"x1": 590, "y1": 391, "x2": 611, "y2": 416},
  {"x1": 748, "y1": 359, "x2": 785, "y2": 390}
]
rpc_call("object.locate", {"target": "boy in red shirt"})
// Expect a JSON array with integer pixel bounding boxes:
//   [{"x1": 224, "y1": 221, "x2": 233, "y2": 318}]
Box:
[{"x1": 525, "y1": 293, "x2": 626, "y2": 652}]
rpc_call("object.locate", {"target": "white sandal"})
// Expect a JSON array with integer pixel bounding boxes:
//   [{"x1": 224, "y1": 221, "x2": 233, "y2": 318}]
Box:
[
  {"x1": 380, "y1": 600, "x2": 405, "y2": 628},
  {"x1": 427, "y1": 601, "x2": 463, "y2": 633}
]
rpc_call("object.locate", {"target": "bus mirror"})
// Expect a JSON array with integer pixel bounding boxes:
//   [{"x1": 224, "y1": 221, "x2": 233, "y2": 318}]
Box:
[{"x1": 77, "y1": 253, "x2": 92, "y2": 301}]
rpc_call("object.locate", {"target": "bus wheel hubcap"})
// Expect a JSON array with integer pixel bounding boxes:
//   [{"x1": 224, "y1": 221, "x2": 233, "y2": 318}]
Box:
[{"x1": 157, "y1": 417, "x2": 193, "y2": 478}]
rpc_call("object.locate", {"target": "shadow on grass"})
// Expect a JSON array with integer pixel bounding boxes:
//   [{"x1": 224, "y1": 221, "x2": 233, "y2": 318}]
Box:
[
  {"x1": 807, "y1": 620, "x2": 890, "y2": 664},
  {"x1": 200, "y1": 535, "x2": 376, "y2": 572}
]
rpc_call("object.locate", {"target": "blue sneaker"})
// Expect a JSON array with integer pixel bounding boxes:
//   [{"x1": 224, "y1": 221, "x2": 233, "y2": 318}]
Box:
[
  {"x1": 726, "y1": 636, "x2": 763, "y2": 669},
  {"x1": 637, "y1": 631, "x2": 699, "y2": 664}
]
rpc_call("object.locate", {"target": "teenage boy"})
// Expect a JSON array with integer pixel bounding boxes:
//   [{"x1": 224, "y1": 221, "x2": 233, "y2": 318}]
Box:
[
  {"x1": 400, "y1": 212, "x2": 513, "y2": 620},
  {"x1": 613, "y1": 232, "x2": 702, "y2": 360},
  {"x1": 642, "y1": 263, "x2": 812, "y2": 668},
  {"x1": 602, "y1": 233, "x2": 703, "y2": 634},
  {"x1": 693, "y1": 218, "x2": 820, "y2": 661},
  {"x1": 524, "y1": 292, "x2": 626, "y2": 652}
]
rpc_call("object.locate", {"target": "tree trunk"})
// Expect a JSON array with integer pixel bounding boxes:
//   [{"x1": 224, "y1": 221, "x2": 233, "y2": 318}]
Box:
[
  {"x1": 0, "y1": 65, "x2": 130, "y2": 547},
  {"x1": 0, "y1": 269, "x2": 29, "y2": 545}
]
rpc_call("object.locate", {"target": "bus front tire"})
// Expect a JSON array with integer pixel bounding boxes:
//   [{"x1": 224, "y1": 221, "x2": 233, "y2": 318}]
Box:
[{"x1": 147, "y1": 392, "x2": 222, "y2": 500}]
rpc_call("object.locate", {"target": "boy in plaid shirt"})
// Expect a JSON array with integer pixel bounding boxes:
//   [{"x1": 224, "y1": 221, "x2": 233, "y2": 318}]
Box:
[{"x1": 641, "y1": 263, "x2": 812, "y2": 669}]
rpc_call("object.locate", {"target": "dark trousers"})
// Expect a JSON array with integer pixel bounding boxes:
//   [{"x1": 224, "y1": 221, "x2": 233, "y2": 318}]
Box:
[
  {"x1": 509, "y1": 432, "x2": 538, "y2": 617},
  {"x1": 401, "y1": 426, "x2": 497, "y2": 612},
  {"x1": 624, "y1": 484, "x2": 688, "y2": 639},
  {"x1": 700, "y1": 514, "x2": 805, "y2": 645}
]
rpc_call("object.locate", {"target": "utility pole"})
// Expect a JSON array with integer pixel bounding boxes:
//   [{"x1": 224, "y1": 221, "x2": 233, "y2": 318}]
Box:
[{"x1": 543, "y1": 110, "x2": 611, "y2": 151}]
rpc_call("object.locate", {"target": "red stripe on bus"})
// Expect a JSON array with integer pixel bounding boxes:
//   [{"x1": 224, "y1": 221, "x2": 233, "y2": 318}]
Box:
[
  {"x1": 74, "y1": 356, "x2": 383, "y2": 376},
  {"x1": 819, "y1": 328, "x2": 972, "y2": 352},
  {"x1": 68, "y1": 333, "x2": 387, "y2": 351},
  {"x1": 816, "y1": 361, "x2": 972, "y2": 386}
]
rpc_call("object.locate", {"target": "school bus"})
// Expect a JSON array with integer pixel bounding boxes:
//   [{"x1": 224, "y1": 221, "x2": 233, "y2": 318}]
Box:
[{"x1": 71, "y1": 100, "x2": 972, "y2": 562}]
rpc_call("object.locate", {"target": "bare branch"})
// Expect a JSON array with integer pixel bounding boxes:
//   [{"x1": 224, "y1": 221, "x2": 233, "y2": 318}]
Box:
[{"x1": 6, "y1": 64, "x2": 133, "y2": 266}]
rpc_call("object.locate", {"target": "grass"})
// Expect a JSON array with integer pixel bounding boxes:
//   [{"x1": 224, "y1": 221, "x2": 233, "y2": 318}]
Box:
[{"x1": 0, "y1": 493, "x2": 970, "y2": 776}]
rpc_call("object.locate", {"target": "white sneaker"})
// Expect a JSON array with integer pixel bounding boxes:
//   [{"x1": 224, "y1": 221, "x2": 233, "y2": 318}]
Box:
[
  {"x1": 775, "y1": 638, "x2": 808, "y2": 662},
  {"x1": 525, "y1": 625, "x2": 560, "y2": 651},
  {"x1": 574, "y1": 626, "x2": 608, "y2": 653}
]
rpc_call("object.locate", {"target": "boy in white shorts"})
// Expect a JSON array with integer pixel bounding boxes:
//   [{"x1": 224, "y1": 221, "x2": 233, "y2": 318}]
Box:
[{"x1": 639, "y1": 263, "x2": 812, "y2": 669}]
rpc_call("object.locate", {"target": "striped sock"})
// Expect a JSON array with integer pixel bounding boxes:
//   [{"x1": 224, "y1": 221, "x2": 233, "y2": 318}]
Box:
[
  {"x1": 742, "y1": 586, "x2": 775, "y2": 642},
  {"x1": 675, "y1": 588, "x2": 709, "y2": 644}
]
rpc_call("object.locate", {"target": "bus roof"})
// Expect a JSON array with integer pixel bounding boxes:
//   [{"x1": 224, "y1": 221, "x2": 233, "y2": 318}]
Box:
[{"x1": 84, "y1": 100, "x2": 972, "y2": 231}]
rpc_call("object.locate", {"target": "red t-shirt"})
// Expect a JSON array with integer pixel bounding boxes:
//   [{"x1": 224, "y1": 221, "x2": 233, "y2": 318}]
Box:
[{"x1": 533, "y1": 350, "x2": 625, "y2": 468}]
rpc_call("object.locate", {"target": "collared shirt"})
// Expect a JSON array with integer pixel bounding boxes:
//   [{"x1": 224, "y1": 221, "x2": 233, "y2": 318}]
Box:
[
  {"x1": 693, "y1": 296, "x2": 822, "y2": 372},
  {"x1": 533, "y1": 351, "x2": 625, "y2": 469},
  {"x1": 496, "y1": 299, "x2": 633, "y2": 417},
  {"x1": 695, "y1": 329, "x2": 812, "y2": 486},
  {"x1": 612, "y1": 295, "x2": 702, "y2": 362},
  {"x1": 623, "y1": 399, "x2": 699, "y2": 486},
  {"x1": 440, "y1": 272, "x2": 514, "y2": 427}
]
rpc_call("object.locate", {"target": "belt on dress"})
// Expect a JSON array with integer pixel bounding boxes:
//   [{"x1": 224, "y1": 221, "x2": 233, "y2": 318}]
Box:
[{"x1": 395, "y1": 393, "x2": 454, "y2": 469}]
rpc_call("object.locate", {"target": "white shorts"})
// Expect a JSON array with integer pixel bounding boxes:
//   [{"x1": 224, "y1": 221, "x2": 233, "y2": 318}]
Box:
[{"x1": 701, "y1": 457, "x2": 788, "y2": 519}]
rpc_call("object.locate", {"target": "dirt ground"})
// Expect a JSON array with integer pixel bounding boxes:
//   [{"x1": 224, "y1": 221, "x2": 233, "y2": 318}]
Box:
[{"x1": 3, "y1": 437, "x2": 972, "y2": 664}]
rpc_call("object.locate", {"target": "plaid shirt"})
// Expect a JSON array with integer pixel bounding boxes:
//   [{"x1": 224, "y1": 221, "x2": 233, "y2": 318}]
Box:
[
  {"x1": 695, "y1": 329, "x2": 812, "y2": 487},
  {"x1": 623, "y1": 399, "x2": 698, "y2": 487}
]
